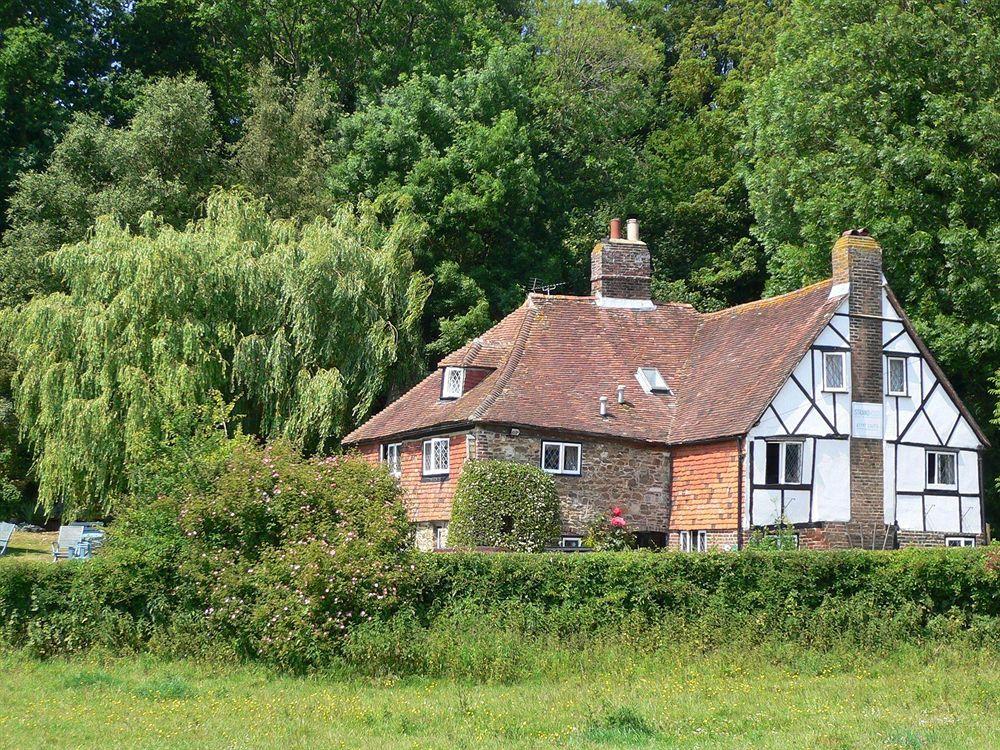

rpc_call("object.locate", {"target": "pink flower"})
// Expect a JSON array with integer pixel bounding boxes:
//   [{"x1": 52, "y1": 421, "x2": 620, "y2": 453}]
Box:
[
  {"x1": 610, "y1": 516, "x2": 626, "y2": 528},
  {"x1": 611, "y1": 506, "x2": 623, "y2": 517}
]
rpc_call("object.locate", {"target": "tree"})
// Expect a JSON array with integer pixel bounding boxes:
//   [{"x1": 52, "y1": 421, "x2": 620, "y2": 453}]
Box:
[
  {"x1": 8, "y1": 191, "x2": 431, "y2": 515},
  {"x1": 1, "y1": 75, "x2": 224, "y2": 305},
  {"x1": 745, "y1": 0, "x2": 1000, "y2": 505},
  {"x1": 230, "y1": 63, "x2": 336, "y2": 220}
]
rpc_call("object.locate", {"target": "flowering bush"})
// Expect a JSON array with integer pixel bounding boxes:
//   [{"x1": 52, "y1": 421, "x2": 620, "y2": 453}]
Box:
[
  {"x1": 584, "y1": 506, "x2": 636, "y2": 550},
  {"x1": 449, "y1": 460, "x2": 561, "y2": 552},
  {"x1": 178, "y1": 439, "x2": 416, "y2": 670}
]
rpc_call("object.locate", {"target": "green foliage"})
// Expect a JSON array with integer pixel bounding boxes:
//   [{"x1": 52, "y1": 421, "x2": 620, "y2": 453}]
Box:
[
  {"x1": 4, "y1": 543, "x2": 1000, "y2": 676},
  {"x1": 176, "y1": 441, "x2": 416, "y2": 671},
  {"x1": 584, "y1": 507, "x2": 636, "y2": 551},
  {"x1": 1, "y1": 75, "x2": 223, "y2": 305},
  {"x1": 449, "y1": 460, "x2": 561, "y2": 551},
  {"x1": 230, "y1": 63, "x2": 337, "y2": 220},
  {"x1": 9, "y1": 191, "x2": 431, "y2": 515},
  {"x1": 745, "y1": 0, "x2": 1000, "y2": 479}
]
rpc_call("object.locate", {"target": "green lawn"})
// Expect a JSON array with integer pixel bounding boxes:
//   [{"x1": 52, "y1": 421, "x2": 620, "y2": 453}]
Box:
[
  {"x1": 0, "y1": 646, "x2": 997, "y2": 749},
  {"x1": 0, "y1": 530, "x2": 54, "y2": 563}
]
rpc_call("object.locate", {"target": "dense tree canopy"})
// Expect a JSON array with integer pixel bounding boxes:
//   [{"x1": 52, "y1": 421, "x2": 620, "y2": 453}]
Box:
[
  {"x1": 2, "y1": 0, "x2": 1000, "y2": 518},
  {"x1": 8, "y1": 192, "x2": 430, "y2": 515}
]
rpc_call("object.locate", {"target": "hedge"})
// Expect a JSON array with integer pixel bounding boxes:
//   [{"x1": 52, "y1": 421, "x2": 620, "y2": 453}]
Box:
[{"x1": 2, "y1": 546, "x2": 999, "y2": 666}]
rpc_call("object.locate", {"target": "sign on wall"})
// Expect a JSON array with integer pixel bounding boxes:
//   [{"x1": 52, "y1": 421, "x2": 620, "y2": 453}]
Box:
[{"x1": 851, "y1": 402, "x2": 883, "y2": 439}]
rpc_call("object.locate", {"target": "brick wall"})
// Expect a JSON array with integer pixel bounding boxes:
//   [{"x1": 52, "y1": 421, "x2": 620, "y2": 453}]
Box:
[
  {"x1": 669, "y1": 441, "x2": 740, "y2": 532},
  {"x1": 472, "y1": 427, "x2": 671, "y2": 534},
  {"x1": 834, "y1": 232, "x2": 888, "y2": 534},
  {"x1": 897, "y1": 530, "x2": 986, "y2": 548},
  {"x1": 357, "y1": 433, "x2": 468, "y2": 522},
  {"x1": 665, "y1": 530, "x2": 739, "y2": 552},
  {"x1": 590, "y1": 239, "x2": 652, "y2": 300}
]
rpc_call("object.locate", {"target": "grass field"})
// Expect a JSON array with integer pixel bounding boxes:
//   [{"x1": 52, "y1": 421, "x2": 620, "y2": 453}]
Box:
[
  {"x1": 0, "y1": 645, "x2": 997, "y2": 749},
  {"x1": 0, "y1": 530, "x2": 54, "y2": 562}
]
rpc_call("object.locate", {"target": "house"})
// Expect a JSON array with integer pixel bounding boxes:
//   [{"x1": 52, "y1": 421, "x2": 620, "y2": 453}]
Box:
[{"x1": 344, "y1": 219, "x2": 989, "y2": 551}]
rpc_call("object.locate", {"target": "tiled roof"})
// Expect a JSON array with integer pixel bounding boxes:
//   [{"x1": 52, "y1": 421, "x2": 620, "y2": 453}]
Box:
[{"x1": 343, "y1": 281, "x2": 845, "y2": 446}]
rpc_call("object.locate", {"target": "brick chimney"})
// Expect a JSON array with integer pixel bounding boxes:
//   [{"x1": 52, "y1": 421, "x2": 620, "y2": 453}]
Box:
[
  {"x1": 591, "y1": 218, "x2": 652, "y2": 302},
  {"x1": 832, "y1": 229, "x2": 886, "y2": 541}
]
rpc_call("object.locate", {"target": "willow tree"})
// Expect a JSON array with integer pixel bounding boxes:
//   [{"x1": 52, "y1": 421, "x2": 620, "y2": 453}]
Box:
[{"x1": 9, "y1": 191, "x2": 431, "y2": 515}]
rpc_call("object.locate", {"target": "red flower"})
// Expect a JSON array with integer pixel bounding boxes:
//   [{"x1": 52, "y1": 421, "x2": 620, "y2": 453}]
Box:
[
  {"x1": 611, "y1": 506, "x2": 622, "y2": 517},
  {"x1": 610, "y1": 516, "x2": 626, "y2": 528}
]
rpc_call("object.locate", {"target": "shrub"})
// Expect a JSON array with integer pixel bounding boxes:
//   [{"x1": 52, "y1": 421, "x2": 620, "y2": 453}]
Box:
[
  {"x1": 178, "y1": 440, "x2": 417, "y2": 671},
  {"x1": 449, "y1": 460, "x2": 561, "y2": 552},
  {"x1": 584, "y1": 506, "x2": 636, "y2": 550}
]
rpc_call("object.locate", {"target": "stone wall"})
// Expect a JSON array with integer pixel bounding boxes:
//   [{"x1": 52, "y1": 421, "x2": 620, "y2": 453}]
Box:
[{"x1": 471, "y1": 427, "x2": 670, "y2": 534}]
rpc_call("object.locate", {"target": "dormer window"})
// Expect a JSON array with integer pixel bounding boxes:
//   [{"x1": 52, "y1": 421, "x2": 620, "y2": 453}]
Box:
[
  {"x1": 441, "y1": 367, "x2": 465, "y2": 399},
  {"x1": 636, "y1": 367, "x2": 671, "y2": 395}
]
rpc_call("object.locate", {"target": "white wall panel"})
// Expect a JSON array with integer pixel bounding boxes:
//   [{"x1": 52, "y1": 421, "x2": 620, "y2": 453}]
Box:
[
  {"x1": 925, "y1": 496, "x2": 960, "y2": 533},
  {"x1": 812, "y1": 439, "x2": 850, "y2": 522},
  {"x1": 960, "y1": 498, "x2": 983, "y2": 534},
  {"x1": 896, "y1": 444, "x2": 925, "y2": 494},
  {"x1": 958, "y1": 451, "x2": 979, "y2": 494},
  {"x1": 896, "y1": 495, "x2": 924, "y2": 531},
  {"x1": 752, "y1": 490, "x2": 782, "y2": 525},
  {"x1": 784, "y1": 490, "x2": 811, "y2": 524},
  {"x1": 883, "y1": 443, "x2": 896, "y2": 524}
]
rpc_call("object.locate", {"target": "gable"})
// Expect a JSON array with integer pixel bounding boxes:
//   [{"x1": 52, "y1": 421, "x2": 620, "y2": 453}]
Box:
[{"x1": 882, "y1": 288, "x2": 985, "y2": 449}]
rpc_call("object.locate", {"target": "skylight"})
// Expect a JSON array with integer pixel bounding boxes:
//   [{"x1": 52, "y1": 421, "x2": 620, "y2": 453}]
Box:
[{"x1": 636, "y1": 367, "x2": 671, "y2": 395}]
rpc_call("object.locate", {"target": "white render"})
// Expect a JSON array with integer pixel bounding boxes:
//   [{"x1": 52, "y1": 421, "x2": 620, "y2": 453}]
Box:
[
  {"x1": 743, "y1": 287, "x2": 984, "y2": 535},
  {"x1": 881, "y1": 290, "x2": 984, "y2": 535}
]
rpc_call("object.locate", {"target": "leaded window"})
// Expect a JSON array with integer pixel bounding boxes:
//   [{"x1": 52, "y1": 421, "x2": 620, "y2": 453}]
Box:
[{"x1": 423, "y1": 438, "x2": 450, "y2": 476}]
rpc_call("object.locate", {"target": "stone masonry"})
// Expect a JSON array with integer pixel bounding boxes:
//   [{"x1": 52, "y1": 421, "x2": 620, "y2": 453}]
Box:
[{"x1": 471, "y1": 426, "x2": 671, "y2": 534}]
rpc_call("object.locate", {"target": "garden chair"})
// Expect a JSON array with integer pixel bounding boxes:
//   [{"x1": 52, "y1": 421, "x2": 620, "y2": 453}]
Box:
[
  {"x1": 69, "y1": 521, "x2": 106, "y2": 551},
  {"x1": 51, "y1": 525, "x2": 88, "y2": 561},
  {"x1": 0, "y1": 522, "x2": 14, "y2": 556}
]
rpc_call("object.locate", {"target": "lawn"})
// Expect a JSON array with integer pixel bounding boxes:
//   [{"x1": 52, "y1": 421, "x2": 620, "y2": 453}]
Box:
[
  {"x1": 0, "y1": 530, "x2": 54, "y2": 563},
  {"x1": 0, "y1": 646, "x2": 997, "y2": 749}
]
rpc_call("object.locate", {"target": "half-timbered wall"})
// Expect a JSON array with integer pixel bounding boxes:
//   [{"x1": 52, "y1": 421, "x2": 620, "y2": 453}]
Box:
[
  {"x1": 744, "y1": 288, "x2": 985, "y2": 538},
  {"x1": 744, "y1": 296, "x2": 852, "y2": 527},
  {"x1": 881, "y1": 291, "x2": 984, "y2": 536}
]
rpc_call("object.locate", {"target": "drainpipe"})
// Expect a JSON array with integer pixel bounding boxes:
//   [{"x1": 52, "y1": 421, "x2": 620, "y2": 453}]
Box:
[{"x1": 736, "y1": 436, "x2": 745, "y2": 550}]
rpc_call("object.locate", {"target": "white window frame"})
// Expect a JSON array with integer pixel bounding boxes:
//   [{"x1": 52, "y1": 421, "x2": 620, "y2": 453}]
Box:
[
  {"x1": 679, "y1": 530, "x2": 707, "y2": 553},
  {"x1": 765, "y1": 440, "x2": 805, "y2": 485},
  {"x1": 635, "y1": 366, "x2": 671, "y2": 395},
  {"x1": 822, "y1": 351, "x2": 848, "y2": 393},
  {"x1": 441, "y1": 367, "x2": 465, "y2": 399},
  {"x1": 540, "y1": 441, "x2": 582, "y2": 475},
  {"x1": 422, "y1": 437, "x2": 450, "y2": 476},
  {"x1": 379, "y1": 442, "x2": 402, "y2": 478},
  {"x1": 560, "y1": 536, "x2": 582, "y2": 549},
  {"x1": 434, "y1": 524, "x2": 448, "y2": 550},
  {"x1": 886, "y1": 356, "x2": 908, "y2": 396},
  {"x1": 926, "y1": 450, "x2": 958, "y2": 491},
  {"x1": 945, "y1": 537, "x2": 975, "y2": 548}
]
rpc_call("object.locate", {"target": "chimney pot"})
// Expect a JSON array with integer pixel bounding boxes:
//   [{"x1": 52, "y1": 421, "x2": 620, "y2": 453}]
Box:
[
  {"x1": 609, "y1": 218, "x2": 621, "y2": 240},
  {"x1": 599, "y1": 396, "x2": 608, "y2": 417},
  {"x1": 617, "y1": 385, "x2": 626, "y2": 404},
  {"x1": 626, "y1": 218, "x2": 639, "y2": 242}
]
